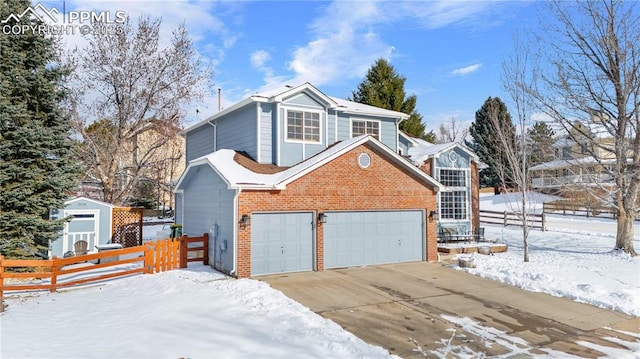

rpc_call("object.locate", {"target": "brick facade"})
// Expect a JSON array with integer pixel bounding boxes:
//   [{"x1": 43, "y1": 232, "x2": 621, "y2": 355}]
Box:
[{"x1": 236, "y1": 143, "x2": 438, "y2": 278}]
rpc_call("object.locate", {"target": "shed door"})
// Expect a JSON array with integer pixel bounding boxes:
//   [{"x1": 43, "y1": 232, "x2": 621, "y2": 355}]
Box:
[
  {"x1": 323, "y1": 210, "x2": 424, "y2": 269},
  {"x1": 62, "y1": 210, "x2": 99, "y2": 255},
  {"x1": 251, "y1": 212, "x2": 314, "y2": 276}
]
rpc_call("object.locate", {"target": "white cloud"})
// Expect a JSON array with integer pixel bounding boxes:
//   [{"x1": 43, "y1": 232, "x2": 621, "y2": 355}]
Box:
[
  {"x1": 258, "y1": 0, "x2": 513, "y2": 90},
  {"x1": 451, "y1": 63, "x2": 482, "y2": 76},
  {"x1": 250, "y1": 50, "x2": 271, "y2": 69}
]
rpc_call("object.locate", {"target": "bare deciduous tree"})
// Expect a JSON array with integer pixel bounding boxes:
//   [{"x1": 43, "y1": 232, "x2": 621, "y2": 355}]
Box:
[
  {"x1": 436, "y1": 116, "x2": 469, "y2": 143},
  {"x1": 531, "y1": 0, "x2": 638, "y2": 255},
  {"x1": 498, "y1": 33, "x2": 538, "y2": 262},
  {"x1": 70, "y1": 17, "x2": 211, "y2": 205}
]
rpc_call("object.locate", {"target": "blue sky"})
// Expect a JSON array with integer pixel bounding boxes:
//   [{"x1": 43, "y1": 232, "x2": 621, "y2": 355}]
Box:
[{"x1": 44, "y1": 0, "x2": 539, "y2": 131}]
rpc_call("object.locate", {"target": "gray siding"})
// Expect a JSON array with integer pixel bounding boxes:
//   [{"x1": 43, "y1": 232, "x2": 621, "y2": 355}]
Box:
[
  {"x1": 398, "y1": 135, "x2": 412, "y2": 155},
  {"x1": 259, "y1": 103, "x2": 272, "y2": 163},
  {"x1": 285, "y1": 93, "x2": 325, "y2": 108},
  {"x1": 179, "y1": 164, "x2": 236, "y2": 274},
  {"x1": 217, "y1": 105, "x2": 257, "y2": 159},
  {"x1": 186, "y1": 125, "x2": 215, "y2": 163},
  {"x1": 174, "y1": 192, "x2": 183, "y2": 225},
  {"x1": 51, "y1": 199, "x2": 112, "y2": 258},
  {"x1": 327, "y1": 111, "x2": 337, "y2": 144}
]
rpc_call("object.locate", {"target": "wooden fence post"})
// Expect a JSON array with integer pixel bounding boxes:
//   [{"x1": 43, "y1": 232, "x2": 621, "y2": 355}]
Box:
[
  {"x1": 179, "y1": 235, "x2": 188, "y2": 268},
  {"x1": 143, "y1": 244, "x2": 153, "y2": 274},
  {"x1": 0, "y1": 255, "x2": 5, "y2": 312},
  {"x1": 203, "y1": 233, "x2": 210, "y2": 266},
  {"x1": 541, "y1": 212, "x2": 546, "y2": 231},
  {"x1": 50, "y1": 256, "x2": 58, "y2": 293},
  {"x1": 503, "y1": 211, "x2": 508, "y2": 227}
]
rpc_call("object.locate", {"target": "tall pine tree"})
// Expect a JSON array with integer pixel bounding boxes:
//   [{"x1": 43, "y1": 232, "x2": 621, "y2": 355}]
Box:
[
  {"x1": 0, "y1": 0, "x2": 79, "y2": 258},
  {"x1": 350, "y1": 59, "x2": 430, "y2": 140},
  {"x1": 469, "y1": 97, "x2": 516, "y2": 187},
  {"x1": 527, "y1": 121, "x2": 556, "y2": 166}
]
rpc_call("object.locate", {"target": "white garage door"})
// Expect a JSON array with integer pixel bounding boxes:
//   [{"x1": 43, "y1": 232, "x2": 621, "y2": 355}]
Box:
[
  {"x1": 251, "y1": 212, "x2": 314, "y2": 276},
  {"x1": 323, "y1": 210, "x2": 424, "y2": 269}
]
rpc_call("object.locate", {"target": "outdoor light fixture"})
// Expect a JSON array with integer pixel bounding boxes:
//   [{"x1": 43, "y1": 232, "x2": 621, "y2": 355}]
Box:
[
  {"x1": 318, "y1": 213, "x2": 327, "y2": 223},
  {"x1": 429, "y1": 210, "x2": 438, "y2": 220},
  {"x1": 240, "y1": 214, "x2": 251, "y2": 228}
]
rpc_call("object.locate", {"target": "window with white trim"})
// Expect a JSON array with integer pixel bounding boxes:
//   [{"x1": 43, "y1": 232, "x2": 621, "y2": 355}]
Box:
[
  {"x1": 439, "y1": 169, "x2": 466, "y2": 187},
  {"x1": 352, "y1": 119, "x2": 380, "y2": 140},
  {"x1": 440, "y1": 190, "x2": 467, "y2": 220},
  {"x1": 439, "y1": 169, "x2": 468, "y2": 220},
  {"x1": 286, "y1": 110, "x2": 320, "y2": 142}
]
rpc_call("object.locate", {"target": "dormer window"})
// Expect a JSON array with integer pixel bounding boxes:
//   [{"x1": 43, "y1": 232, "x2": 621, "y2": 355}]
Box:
[
  {"x1": 286, "y1": 110, "x2": 320, "y2": 142},
  {"x1": 351, "y1": 119, "x2": 380, "y2": 140}
]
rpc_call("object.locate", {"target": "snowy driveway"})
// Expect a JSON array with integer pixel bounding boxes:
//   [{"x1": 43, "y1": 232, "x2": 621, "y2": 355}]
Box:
[{"x1": 262, "y1": 262, "x2": 638, "y2": 358}]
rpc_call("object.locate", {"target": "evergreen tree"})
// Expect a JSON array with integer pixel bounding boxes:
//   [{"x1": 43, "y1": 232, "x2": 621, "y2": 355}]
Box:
[
  {"x1": 350, "y1": 59, "x2": 428, "y2": 140},
  {"x1": 527, "y1": 121, "x2": 556, "y2": 166},
  {"x1": 0, "y1": 0, "x2": 79, "y2": 258},
  {"x1": 469, "y1": 97, "x2": 516, "y2": 187}
]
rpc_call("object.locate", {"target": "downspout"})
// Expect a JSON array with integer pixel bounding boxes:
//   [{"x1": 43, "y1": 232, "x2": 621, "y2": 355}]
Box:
[
  {"x1": 207, "y1": 121, "x2": 217, "y2": 151},
  {"x1": 230, "y1": 188, "x2": 241, "y2": 276}
]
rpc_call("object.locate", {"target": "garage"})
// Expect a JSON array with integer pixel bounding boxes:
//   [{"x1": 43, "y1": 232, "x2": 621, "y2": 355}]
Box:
[
  {"x1": 323, "y1": 210, "x2": 424, "y2": 269},
  {"x1": 251, "y1": 212, "x2": 314, "y2": 276}
]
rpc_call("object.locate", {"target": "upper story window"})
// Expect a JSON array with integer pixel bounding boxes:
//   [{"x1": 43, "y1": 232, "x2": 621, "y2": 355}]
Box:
[
  {"x1": 287, "y1": 110, "x2": 320, "y2": 142},
  {"x1": 352, "y1": 119, "x2": 380, "y2": 140},
  {"x1": 439, "y1": 169, "x2": 466, "y2": 187}
]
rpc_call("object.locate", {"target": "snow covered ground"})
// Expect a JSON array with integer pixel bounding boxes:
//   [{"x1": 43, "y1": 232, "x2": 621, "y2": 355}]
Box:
[
  {"x1": 1, "y1": 193, "x2": 638, "y2": 358},
  {"x1": 473, "y1": 193, "x2": 640, "y2": 316},
  {"x1": 0, "y1": 264, "x2": 397, "y2": 359}
]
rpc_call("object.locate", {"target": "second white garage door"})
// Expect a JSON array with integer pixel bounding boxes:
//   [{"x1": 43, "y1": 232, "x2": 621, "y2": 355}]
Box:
[{"x1": 323, "y1": 210, "x2": 424, "y2": 269}]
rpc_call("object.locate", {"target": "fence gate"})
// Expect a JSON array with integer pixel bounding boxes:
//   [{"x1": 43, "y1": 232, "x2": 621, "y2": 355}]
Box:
[{"x1": 111, "y1": 207, "x2": 143, "y2": 247}]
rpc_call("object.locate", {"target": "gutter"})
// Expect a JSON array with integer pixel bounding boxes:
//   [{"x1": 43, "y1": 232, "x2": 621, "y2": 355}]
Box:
[{"x1": 231, "y1": 188, "x2": 240, "y2": 277}]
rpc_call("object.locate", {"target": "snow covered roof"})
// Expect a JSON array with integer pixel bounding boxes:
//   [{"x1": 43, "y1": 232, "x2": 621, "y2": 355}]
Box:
[
  {"x1": 407, "y1": 137, "x2": 480, "y2": 165},
  {"x1": 183, "y1": 82, "x2": 408, "y2": 133},
  {"x1": 176, "y1": 135, "x2": 442, "y2": 191},
  {"x1": 529, "y1": 156, "x2": 617, "y2": 171},
  {"x1": 64, "y1": 196, "x2": 115, "y2": 208}
]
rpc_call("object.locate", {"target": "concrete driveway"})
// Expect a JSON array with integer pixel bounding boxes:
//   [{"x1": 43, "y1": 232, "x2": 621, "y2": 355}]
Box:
[{"x1": 261, "y1": 262, "x2": 639, "y2": 358}]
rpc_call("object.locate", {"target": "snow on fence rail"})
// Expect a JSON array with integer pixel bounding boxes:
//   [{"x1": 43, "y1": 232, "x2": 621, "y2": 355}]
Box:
[
  {"x1": 542, "y1": 201, "x2": 618, "y2": 219},
  {"x1": 479, "y1": 210, "x2": 546, "y2": 231},
  {"x1": 0, "y1": 234, "x2": 209, "y2": 306}
]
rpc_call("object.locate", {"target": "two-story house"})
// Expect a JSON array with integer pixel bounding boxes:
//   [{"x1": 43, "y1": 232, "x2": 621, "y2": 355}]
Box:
[
  {"x1": 175, "y1": 83, "x2": 447, "y2": 278},
  {"x1": 530, "y1": 120, "x2": 616, "y2": 193}
]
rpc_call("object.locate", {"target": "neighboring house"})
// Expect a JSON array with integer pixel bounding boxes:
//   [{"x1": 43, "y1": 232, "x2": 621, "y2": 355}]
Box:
[
  {"x1": 49, "y1": 197, "x2": 114, "y2": 258},
  {"x1": 176, "y1": 83, "x2": 444, "y2": 278},
  {"x1": 530, "y1": 120, "x2": 616, "y2": 192},
  {"x1": 403, "y1": 133, "x2": 482, "y2": 235}
]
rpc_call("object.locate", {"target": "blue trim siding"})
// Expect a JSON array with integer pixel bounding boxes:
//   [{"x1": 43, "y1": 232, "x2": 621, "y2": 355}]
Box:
[
  {"x1": 278, "y1": 106, "x2": 327, "y2": 166},
  {"x1": 177, "y1": 164, "x2": 235, "y2": 273},
  {"x1": 336, "y1": 113, "x2": 398, "y2": 151},
  {"x1": 185, "y1": 124, "x2": 215, "y2": 163},
  {"x1": 259, "y1": 103, "x2": 273, "y2": 163},
  {"x1": 285, "y1": 92, "x2": 326, "y2": 108}
]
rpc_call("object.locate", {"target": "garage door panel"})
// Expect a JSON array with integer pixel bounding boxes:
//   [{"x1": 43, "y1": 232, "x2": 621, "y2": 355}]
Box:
[
  {"x1": 251, "y1": 212, "x2": 313, "y2": 276},
  {"x1": 324, "y1": 211, "x2": 423, "y2": 269}
]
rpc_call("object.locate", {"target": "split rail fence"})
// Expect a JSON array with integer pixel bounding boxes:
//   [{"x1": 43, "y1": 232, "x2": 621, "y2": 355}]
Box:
[
  {"x1": 479, "y1": 210, "x2": 546, "y2": 231},
  {"x1": 0, "y1": 234, "x2": 209, "y2": 304}
]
